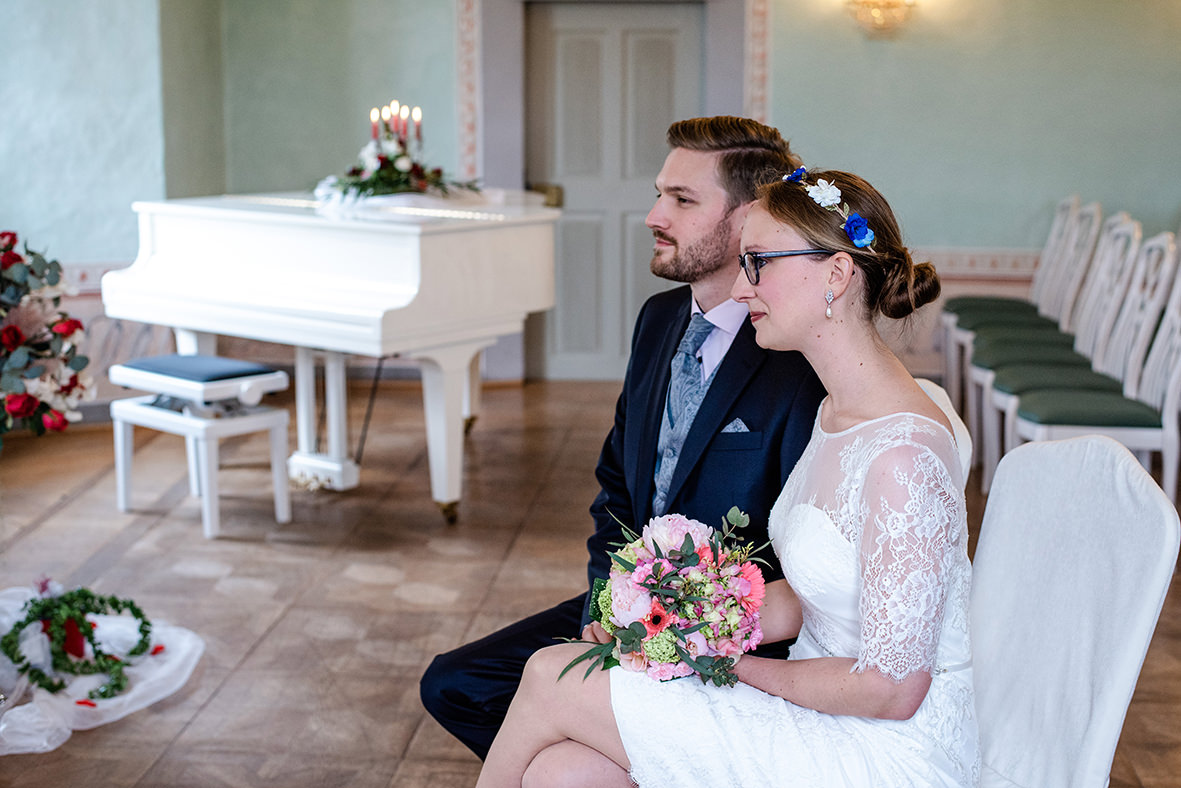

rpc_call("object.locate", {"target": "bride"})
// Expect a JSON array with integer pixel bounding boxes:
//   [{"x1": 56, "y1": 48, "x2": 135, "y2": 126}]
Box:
[{"x1": 475, "y1": 168, "x2": 980, "y2": 788}]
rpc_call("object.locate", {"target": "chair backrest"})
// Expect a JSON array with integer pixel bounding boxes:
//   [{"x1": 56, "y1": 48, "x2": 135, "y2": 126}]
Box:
[
  {"x1": 972, "y1": 435, "x2": 1179, "y2": 788},
  {"x1": 1093, "y1": 232, "x2": 1179, "y2": 394},
  {"x1": 1029, "y1": 194, "x2": 1081, "y2": 307},
  {"x1": 1134, "y1": 235, "x2": 1181, "y2": 412},
  {"x1": 915, "y1": 377, "x2": 972, "y2": 478},
  {"x1": 1042, "y1": 201, "x2": 1102, "y2": 326},
  {"x1": 1070, "y1": 215, "x2": 1142, "y2": 358}
]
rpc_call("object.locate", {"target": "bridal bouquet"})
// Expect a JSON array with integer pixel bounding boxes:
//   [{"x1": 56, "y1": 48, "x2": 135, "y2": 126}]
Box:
[
  {"x1": 0, "y1": 231, "x2": 93, "y2": 451},
  {"x1": 561, "y1": 508, "x2": 766, "y2": 687}
]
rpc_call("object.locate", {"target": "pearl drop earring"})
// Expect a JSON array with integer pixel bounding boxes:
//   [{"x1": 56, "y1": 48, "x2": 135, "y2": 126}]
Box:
[{"x1": 825, "y1": 289, "x2": 834, "y2": 319}]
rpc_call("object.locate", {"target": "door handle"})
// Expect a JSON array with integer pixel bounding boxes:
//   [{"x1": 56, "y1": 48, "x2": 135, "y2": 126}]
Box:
[{"x1": 527, "y1": 182, "x2": 565, "y2": 208}]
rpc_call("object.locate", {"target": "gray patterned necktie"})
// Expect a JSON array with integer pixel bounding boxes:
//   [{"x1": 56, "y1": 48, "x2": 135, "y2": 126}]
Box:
[{"x1": 652, "y1": 313, "x2": 716, "y2": 515}]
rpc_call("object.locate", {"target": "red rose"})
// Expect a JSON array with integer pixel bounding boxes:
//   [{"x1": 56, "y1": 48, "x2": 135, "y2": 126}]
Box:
[
  {"x1": 42, "y1": 409, "x2": 69, "y2": 432},
  {"x1": 59, "y1": 373, "x2": 81, "y2": 396},
  {"x1": 1, "y1": 325, "x2": 25, "y2": 351},
  {"x1": 1, "y1": 250, "x2": 22, "y2": 270},
  {"x1": 4, "y1": 392, "x2": 39, "y2": 418},
  {"x1": 0, "y1": 231, "x2": 16, "y2": 251},
  {"x1": 52, "y1": 318, "x2": 84, "y2": 337}
]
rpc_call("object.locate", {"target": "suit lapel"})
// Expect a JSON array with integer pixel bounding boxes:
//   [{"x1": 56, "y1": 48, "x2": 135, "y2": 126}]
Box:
[{"x1": 665, "y1": 316, "x2": 765, "y2": 508}]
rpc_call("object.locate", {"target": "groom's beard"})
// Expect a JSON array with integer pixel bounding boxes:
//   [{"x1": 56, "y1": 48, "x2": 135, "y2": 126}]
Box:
[{"x1": 649, "y1": 215, "x2": 734, "y2": 285}]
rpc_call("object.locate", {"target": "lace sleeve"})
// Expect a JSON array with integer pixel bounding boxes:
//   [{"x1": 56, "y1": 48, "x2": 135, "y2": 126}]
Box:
[{"x1": 854, "y1": 439, "x2": 963, "y2": 682}]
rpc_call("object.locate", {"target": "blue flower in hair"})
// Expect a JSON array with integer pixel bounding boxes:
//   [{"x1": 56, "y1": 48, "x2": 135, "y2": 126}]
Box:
[
  {"x1": 783, "y1": 167, "x2": 807, "y2": 183},
  {"x1": 844, "y1": 213, "x2": 875, "y2": 249}
]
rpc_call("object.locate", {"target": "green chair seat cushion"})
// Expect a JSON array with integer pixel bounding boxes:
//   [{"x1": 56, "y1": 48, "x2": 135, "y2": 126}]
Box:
[
  {"x1": 943, "y1": 296, "x2": 1037, "y2": 314},
  {"x1": 1017, "y1": 390, "x2": 1161, "y2": 428},
  {"x1": 991, "y1": 364, "x2": 1122, "y2": 395},
  {"x1": 971, "y1": 344, "x2": 1090, "y2": 370},
  {"x1": 972, "y1": 326, "x2": 1074, "y2": 351},
  {"x1": 953, "y1": 310, "x2": 1058, "y2": 331}
]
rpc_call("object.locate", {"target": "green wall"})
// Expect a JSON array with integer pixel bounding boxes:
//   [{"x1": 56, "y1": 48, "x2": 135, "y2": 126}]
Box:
[
  {"x1": 0, "y1": 0, "x2": 166, "y2": 265},
  {"x1": 768, "y1": 0, "x2": 1181, "y2": 248},
  {"x1": 221, "y1": 0, "x2": 459, "y2": 194},
  {"x1": 5, "y1": 0, "x2": 1181, "y2": 265}
]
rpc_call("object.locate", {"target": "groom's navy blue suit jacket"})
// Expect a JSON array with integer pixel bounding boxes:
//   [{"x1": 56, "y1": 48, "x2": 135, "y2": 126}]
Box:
[{"x1": 584, "y1": 285, "x2": 826, "y2": 621}]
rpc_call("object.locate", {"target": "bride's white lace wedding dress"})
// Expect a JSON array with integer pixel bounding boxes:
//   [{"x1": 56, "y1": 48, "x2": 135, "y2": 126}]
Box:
[{"x1": 611, "y1": 409, "x2": 980, "y2": 787}]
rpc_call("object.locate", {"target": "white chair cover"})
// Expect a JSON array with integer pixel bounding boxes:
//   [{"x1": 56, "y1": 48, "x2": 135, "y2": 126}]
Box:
[
  {"x1": 916, "y1": 377, "x2": 973, "y2": 479},
  {"x1": 972, "y1": 435, "x2": 1179, "y2": 787}
]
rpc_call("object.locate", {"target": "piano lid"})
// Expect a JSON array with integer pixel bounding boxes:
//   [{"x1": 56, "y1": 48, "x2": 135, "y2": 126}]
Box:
[{"x1": 103, "y1": 189, "x2": 558, "y2": 357}]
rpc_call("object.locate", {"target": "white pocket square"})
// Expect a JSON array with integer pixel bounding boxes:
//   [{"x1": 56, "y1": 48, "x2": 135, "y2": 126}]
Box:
[{"x1": 721, "y1": 418, "x2": 749, "y2": 433}]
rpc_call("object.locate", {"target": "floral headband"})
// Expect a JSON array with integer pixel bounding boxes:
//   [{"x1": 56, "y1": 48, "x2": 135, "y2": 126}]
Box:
[{"x1": 783, "y1": 167, "x2": 875, "y2": 250}]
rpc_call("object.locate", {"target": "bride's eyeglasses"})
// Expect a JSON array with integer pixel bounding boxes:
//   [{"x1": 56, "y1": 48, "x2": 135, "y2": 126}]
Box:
[{"x1": 739, "y1": 249, "x2": 833, "y2": 286}]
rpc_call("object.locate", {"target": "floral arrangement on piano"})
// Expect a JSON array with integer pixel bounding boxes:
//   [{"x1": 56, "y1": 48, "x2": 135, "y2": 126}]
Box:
[
  {"x1": 315, "y1": 99, "x2": 479, "y2": 208},
  {"x1": 0, "y1": 230, "x2": 93, "y2": 452}
]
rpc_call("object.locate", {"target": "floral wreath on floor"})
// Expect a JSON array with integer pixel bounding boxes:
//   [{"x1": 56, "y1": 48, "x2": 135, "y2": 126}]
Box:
[
  {"x1": 0, "y1": 578, "x2": 157, "y2": 703},
  {"x1": 0, "y1": 230, "x2": 93, "y2": 452}
]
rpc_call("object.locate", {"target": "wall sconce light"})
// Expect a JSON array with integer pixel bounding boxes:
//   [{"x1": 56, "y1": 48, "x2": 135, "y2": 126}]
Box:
[{"x1": 846, "y1": 0, "x2": 916, "y2": 35}]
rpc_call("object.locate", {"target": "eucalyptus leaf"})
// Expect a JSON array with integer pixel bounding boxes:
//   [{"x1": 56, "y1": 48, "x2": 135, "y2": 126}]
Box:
[
  {"x1": 5, "y1": 346, "x2": 29, "y2": 370},
  {"x1": 68, "y1": 355, "x2": 88, "y2": 371},
  {"x1": 24, "y1": 364, "x2": 45, "y2": 379}
]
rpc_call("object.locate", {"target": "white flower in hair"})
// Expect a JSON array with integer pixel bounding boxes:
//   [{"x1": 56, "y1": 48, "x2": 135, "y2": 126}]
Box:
[{"x1": 805, "y1": 179, "x2": 842, "y2": 208}]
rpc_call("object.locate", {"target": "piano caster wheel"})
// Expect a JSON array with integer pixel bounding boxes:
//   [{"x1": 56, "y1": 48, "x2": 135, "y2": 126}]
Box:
[
  {"x1": 438, "y1": 501, "x2": 460, "y2": 524},
  {"x1": 464, "y1": 415, "x2": 477, "y2": 436}
]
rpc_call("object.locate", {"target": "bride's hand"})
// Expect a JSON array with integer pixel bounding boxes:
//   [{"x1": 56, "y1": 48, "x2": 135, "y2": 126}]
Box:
[{"x1": 581, "y1": 621, "x2": 612, "y2": 644}]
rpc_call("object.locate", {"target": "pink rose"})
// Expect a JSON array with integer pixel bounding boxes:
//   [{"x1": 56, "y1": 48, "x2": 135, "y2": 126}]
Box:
[
  {"x1": 1, "y1": 325, "x2": 25, "y2": 352},
  {"x1": 42, "y1": 409, "x2": 68, "y2": 432},
  {"x1": 609, "y1": 576, "x2": 652, "y2": 628},
  {"x1": 0, "y1": 231, "x2": 15, "y2": 251},
  {"x1": 618, "y1": 649, "x2": 649, "y2": 673},
  {"x1": 642, "y1": 513, "x2": 712, "y2": 556},
  {"x1": 5, "y1": 392, "x2": 39, "y2": 418},
  {"x1": 647, "y1": 661, "x2": 693, "y2": 681},
  {"x1": 1, "y1": 250, "x2": 22, "y2": 270}
]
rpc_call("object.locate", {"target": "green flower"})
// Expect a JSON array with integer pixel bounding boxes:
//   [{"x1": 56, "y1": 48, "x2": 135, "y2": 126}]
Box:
[
  {"x1": 597, "y1": 584, "x2": 614, "y2": 629},
  {"x1": 642, "y1": 628, "x2": 679, "y2": 663}
]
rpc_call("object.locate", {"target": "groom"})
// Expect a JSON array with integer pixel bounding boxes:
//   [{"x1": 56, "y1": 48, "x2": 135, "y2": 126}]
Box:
[{"x1": 419, "y1": 116, "x2": 825, "y2": 759}]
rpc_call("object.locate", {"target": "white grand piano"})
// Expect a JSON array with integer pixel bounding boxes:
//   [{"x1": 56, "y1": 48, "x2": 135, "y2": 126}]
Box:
[{"x1": 102, "y1": 191, "x2": 558, "y2": 521}]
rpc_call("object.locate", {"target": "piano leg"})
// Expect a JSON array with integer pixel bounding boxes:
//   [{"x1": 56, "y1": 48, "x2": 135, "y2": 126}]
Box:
[
  {"x1": 288, "y1": 346, "x2": 361, "y2": 491},
  {"x1": 415, "y1": 341, "x2": 492, "y2": 523},
  {"x1": 464, "y1": 352, "x2": 482, "y2": 436},
  {"x1": 174, "y1": 329, "x2": 217, "y2": 356}
]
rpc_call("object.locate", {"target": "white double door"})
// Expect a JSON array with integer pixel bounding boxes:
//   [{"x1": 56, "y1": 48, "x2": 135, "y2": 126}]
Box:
[{"x1": 525, "y1": 2, "x2": 704, "y2": 380}]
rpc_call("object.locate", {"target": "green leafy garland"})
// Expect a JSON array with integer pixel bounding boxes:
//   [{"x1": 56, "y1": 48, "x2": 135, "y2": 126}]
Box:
[{"x1": 0, "y1": 588, "x2": 152, "y2": 700}]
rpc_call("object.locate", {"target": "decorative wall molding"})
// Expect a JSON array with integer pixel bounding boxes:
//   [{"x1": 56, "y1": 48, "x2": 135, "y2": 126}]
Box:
[
  {"x1": 744, "y1": 0, "x2": 769, "y2": 122},
  {"x1": 456, "y1": 0, "x2": 482, "y2": 181},
  {"x1": 915, "y1": 246, "x2": 1040, "y2": 282}
]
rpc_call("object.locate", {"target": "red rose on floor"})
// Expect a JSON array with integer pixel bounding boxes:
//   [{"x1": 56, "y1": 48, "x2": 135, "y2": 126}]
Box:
[
  {"x1": 1, "y1": 324, "x2": 25, "y2": 352},
  {"x1": 40, "y1": 617, "x2": 87, "y2": 658},
  {"x1": 5, "y1": 392, "x2": 39, "y2": 418},
  {"x1": 0, "y1": 230, "x2": 16, "y2": 250},
  {"x1": 42, "y1": 409, "x2": 68, "y2": 432},
  {"x1": 1, "y1": 250, "x2": 22, "y2": 270},
  {"x1": 51, "y1": 318, "x2": 84, "y2": 337}
]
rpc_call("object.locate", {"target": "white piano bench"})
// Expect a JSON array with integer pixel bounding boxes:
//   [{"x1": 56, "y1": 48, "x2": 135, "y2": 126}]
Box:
[{"x1": 108, "y1": 354, "x2": 292, "y2": 539}]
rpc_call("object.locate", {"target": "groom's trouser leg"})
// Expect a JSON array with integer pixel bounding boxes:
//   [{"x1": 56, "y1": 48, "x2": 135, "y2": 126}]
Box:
[{"x1": 420, "y1": 594, "x2": 586, "y2": 760}]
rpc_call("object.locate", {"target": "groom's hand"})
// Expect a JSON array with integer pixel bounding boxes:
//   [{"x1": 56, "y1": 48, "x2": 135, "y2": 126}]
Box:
[{"x1": 580, "y1": 621, "x2": 612, "y2": 644}]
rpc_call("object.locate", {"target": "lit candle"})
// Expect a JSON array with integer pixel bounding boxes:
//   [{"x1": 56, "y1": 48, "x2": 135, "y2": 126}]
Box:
[
  {"x1": 412, "y1": 106, "x2": 422, "y2": 142},
  {"x1": 389, "y1": 101, "x2": 400, "y2": 135},
  {"x1": 381, "y1": 105, "x2": 393, "y2": 136},
  {"x1": 399, "y1": 104, "x2": 410, "y2": 140},
  {"x1": 370, "y1": 107, "x2": 379, "y2": 140}
]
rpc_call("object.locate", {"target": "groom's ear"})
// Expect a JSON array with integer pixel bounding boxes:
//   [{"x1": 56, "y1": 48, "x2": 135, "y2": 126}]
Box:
[{"x1": 826, "y1": 252, "x2": 856, "y2": 300}]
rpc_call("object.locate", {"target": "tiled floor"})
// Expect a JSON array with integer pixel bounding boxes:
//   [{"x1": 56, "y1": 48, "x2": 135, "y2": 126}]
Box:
[{"x1": 0, "y1": 379, "x2": 1177, "y2": 787}]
